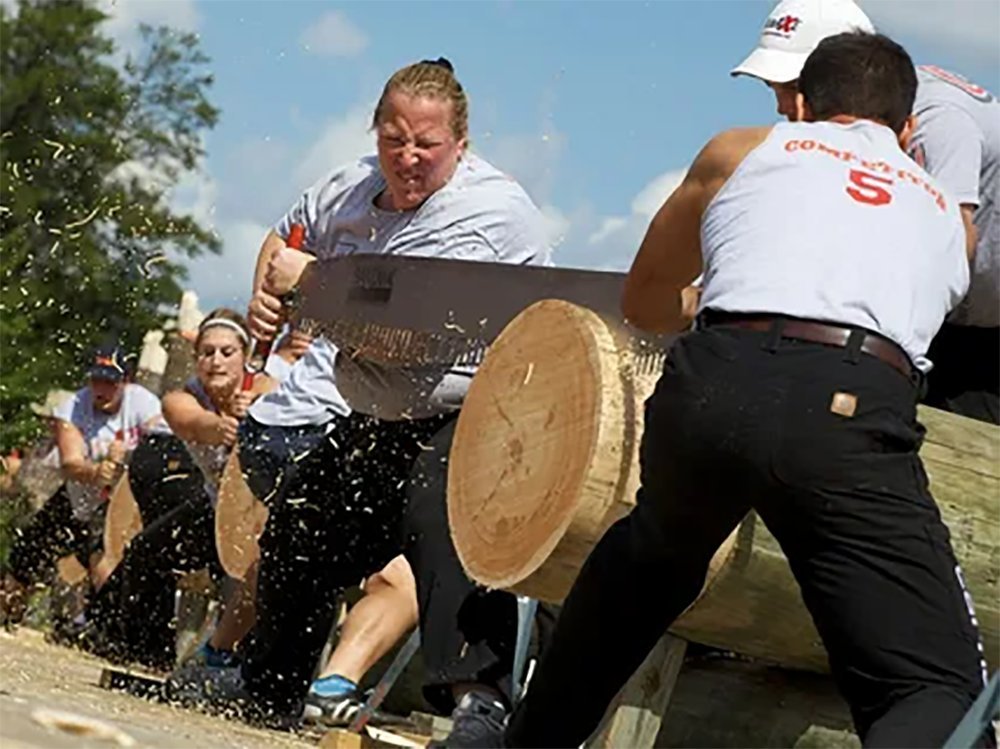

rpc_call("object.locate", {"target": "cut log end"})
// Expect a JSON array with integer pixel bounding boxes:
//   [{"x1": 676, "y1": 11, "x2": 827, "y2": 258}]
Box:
[
  {"x1": 215, "y1": 448, "x2": 267, "y2": 580},
  {"x1": 449, "y1": 300, "x2": 623, "y2": 595}
]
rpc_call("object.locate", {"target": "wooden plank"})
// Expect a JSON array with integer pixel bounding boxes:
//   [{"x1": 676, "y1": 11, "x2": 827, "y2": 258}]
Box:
[
  {"x1": 98, "y1": 667, "x2": 167, "y2": 702},
  {"x1": 93, "y1": 474, "x2": 143, "y2": 588},
  {"x1": 408, "y1": 712, "x2": 453, "y2": 743},
  {"x1": 319, "y1": 726, "x2": 430, "y2": 749},
  {"x1": 54, "y1": 555, "x2": 88, "y2": 586},
  {"x1": 586, "y1": 633, "x2": 688, "y2": 748},
  {"x1": 793, "y1": 726, "x2": 861, "y2": 749}
]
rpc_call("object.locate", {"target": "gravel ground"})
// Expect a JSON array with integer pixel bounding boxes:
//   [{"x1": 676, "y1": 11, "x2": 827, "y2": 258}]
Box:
[{"x1": 0, "y1": 627, "x2": 321, "y2": 749}]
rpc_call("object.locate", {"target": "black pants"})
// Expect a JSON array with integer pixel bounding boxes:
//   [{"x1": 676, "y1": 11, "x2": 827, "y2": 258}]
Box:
[
  {"x1": 241, "y1": 412, "x2": 452, "y2": 716},
  {"x1": 506, "y1": 325, "x2": 990, "y2": 749},
  {"x1": 924, "y1": 322, "x2": 999, "y2": 425},
  {"x1": 128, "y1": 433, "x2": 203, "y2": 525},
  {"x1": 88, "y1": 491, "x2": 221, "y2": 669},
  {"x1": 403, "y1": 419, "x2": 555, "y2": 714},
  {"x1": 6, "y1": 485, "x2": 92, "y2": 585}
]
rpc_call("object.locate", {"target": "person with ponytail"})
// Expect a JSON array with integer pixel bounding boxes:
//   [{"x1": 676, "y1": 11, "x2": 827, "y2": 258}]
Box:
[{"x1": 181, "y1": 58, "x2": 552, "y2": 742}]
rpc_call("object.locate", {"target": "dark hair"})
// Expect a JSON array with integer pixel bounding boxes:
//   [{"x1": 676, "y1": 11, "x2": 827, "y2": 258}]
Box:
[{"x1": 798, "y1": 31, "x2": 916, "y2": 133}]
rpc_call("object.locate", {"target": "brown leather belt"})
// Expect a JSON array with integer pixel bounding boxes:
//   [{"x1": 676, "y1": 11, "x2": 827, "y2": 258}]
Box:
[{"x1": 700, "y1": 312, "x2": 915, "y2": 379}]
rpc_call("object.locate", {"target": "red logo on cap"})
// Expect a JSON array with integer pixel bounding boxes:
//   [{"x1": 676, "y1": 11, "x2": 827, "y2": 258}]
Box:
[{"x1": 765, "y1": 14, "x2": 802, "y2": 35}]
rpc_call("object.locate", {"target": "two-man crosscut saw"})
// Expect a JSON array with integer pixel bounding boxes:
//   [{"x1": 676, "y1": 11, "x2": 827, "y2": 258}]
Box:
[{"x1": 294, "y1": 254, "x2": 674, "y2": 372}]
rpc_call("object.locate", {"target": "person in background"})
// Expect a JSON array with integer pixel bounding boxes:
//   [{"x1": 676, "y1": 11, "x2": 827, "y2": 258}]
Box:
[
  {"x1": 731, "y1": 0, "x2": 999, "y2": 424},
  {"x1": 1, "y1": 344, "x2": 167, "y2": 626},
  {"x1": 86, "y1": 310, "x2": 270, "y2": 670}
]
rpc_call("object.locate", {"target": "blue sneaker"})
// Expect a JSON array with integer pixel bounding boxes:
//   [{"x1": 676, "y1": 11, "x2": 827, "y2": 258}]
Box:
[{"x1": 197, "y1": 642, "x2": 242, "y2": 669}]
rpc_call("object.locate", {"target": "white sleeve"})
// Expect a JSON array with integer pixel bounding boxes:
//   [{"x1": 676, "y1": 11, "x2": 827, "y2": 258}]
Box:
[
  {"x1": 128, "y1": 385, "x2": 170, "y2": 434},
  {"x1": 264, "y1": 352, "x2": 293, "y2": 382},
  {"x1": 273, "y1": 157, "x2": 378, "y2": 251},
  {"x1": 52, "y1": 390, "x2": 82, "y2": 425}
]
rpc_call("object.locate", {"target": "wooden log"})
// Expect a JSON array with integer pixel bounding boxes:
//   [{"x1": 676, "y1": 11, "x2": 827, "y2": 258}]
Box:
[
  {"x1": 93, "y1": 474, "x2": 142, "y2": 588},
  {"x1": 448, "y1": 299, "x2": 1000, "y2": 673},
  {"x1": 214, "y1": 446, "x2": 268, "y2": 580},
  {"x1": 55, "y1": 554, "x2": 88, "y2": 586}
]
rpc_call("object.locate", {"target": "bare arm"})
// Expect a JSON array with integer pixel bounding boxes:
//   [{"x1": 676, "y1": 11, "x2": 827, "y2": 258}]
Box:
[
  {"x1": 253, "y1": 230, "x2": 288, "y2": 294},
  {"x1": 162, "y1": 391, "x2": 230, "y2": 446},
  {"x1": 622, "y1": 127, "x2": 770, "y2": 333},
  {"x1": 248, "y1": 230, "x2": 316, "y2": 340},
  {"x1": 960, "y1": 205, "x2": 978, "y2": 261},
  {"x1": 56, "y1": 420, "x2": 107, "y2": 485}
]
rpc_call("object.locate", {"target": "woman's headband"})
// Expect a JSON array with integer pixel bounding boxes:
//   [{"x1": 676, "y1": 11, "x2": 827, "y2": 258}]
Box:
[{"x1": 198, "y1": 318, "x2": 250, "y2": 346}]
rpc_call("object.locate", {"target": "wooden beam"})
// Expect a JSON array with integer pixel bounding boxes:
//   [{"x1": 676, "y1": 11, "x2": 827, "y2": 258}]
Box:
[{"x1": 587, "y1": 633, "x2": 688, "y2": 748}]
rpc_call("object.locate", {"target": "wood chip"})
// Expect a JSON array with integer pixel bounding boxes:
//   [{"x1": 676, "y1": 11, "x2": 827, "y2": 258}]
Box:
[{"x1": 31, "y1": 708, "x2": 136, "y2": 746}]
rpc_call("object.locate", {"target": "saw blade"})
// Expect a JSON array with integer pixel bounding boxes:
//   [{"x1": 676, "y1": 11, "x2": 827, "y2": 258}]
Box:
[{"x1": 295, "y1": 254, "x2": 675, "y2": 371}]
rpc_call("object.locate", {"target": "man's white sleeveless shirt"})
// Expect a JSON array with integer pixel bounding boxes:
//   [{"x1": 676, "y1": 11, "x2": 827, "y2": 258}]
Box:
[{"x1": 698, "y1": 120, "x2": 969, "y2": 371}]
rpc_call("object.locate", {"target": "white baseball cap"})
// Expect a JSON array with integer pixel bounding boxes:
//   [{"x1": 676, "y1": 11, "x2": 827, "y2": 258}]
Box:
[{"x1": 731, "y1": 0, "x2": 875, "y2": 83}]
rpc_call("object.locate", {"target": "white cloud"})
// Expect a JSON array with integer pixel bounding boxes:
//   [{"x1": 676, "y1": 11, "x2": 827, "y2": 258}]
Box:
[
  {"x1": 293, "y1": 102, "x2": 376, "y2": 189},
  {"x1": 169, "y1": 167, "x2": 217, "y2": 228},
  {"x1": 185, "y1": 219, "x2": 270, "y2": 312},
  {"x1": 582, "y1": 167, "x2": 686, "y2": 263},
  {"x1": 106, "y1": 158, "x2": 173, "y2": 195},
  {"x1": 630, "y1": 169, "x2": 687, "y2": 220},
  {"x1": 862, "y1": 1, "x2": 1000, "y2": 64},
  {"x1": 551, "y1": 167, "x2": 687, "y2": 271},
  {"x1": 93, "y1": 0, "x2": 200, "y2": 54},
  {"x1": 300, "y1": 10, "x2": 368, "y2": 58},
  {"x1": 540, "y1": 204, "x2": 570, "y2": 252},
  {"x1": 479, "y1": 128, "x2": 565, "y2": 206},
  {"x1": 588, "y1": 217, "x2": 628, "y2": 247}
]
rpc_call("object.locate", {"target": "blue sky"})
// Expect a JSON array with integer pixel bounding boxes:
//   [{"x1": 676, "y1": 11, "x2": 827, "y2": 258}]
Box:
[{"x1": 82, "y1": 0, "x2": 1000, "y2": 312}]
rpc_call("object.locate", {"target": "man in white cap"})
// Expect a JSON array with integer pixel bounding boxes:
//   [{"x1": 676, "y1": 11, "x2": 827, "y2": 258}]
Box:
[
  {"x1": 489, "y1": 30, "x2": 990, "y2": 749},
  {"x1": 732, "y1": 0, "x2": 999, "y2": 425}
]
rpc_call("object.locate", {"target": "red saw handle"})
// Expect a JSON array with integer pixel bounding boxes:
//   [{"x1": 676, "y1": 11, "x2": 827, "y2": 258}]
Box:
[{"x1": 242, "y1": 223, "x2": 306, "y2": 391}]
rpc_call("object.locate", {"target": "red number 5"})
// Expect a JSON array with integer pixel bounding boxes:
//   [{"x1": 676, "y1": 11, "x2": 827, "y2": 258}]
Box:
[{"x1": 846, "y1": 169, "x2": 894, "y2": 206}]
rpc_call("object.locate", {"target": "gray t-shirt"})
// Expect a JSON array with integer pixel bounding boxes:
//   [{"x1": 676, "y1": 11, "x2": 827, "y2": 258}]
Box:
[
  {"x1": 249, "y1": 336, "x2": 349, "y2": 426},
  {"x1": 250, "y1": 152, "x2": 552, "y2": 425},
  {"x1": 910, "y1": 65, "x2": 999, "y2": 328}
]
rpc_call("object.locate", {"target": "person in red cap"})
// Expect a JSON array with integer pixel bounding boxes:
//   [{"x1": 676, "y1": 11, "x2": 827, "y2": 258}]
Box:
[{"x1": 1, "y1": 343, "x2": 168, "y2": 626}]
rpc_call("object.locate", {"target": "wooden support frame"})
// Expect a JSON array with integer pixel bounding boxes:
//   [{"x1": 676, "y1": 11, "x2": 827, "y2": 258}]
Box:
[{"x1": 587, "y1": 633, "x2": 688, "y2": 748}]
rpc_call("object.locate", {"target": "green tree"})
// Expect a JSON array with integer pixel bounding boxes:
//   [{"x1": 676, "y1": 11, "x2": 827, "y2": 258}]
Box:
[{"x1": 0, "y1": 0, "x2": 220, "y2": 452}]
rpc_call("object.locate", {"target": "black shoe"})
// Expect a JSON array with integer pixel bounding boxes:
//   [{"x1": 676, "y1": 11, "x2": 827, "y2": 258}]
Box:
[
  {"x1": 164, "y1": 662, "x2": 299, "y2": 731},
  {"x1": 430, "y1": 691, "x2": 507, "y2": 748}
]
